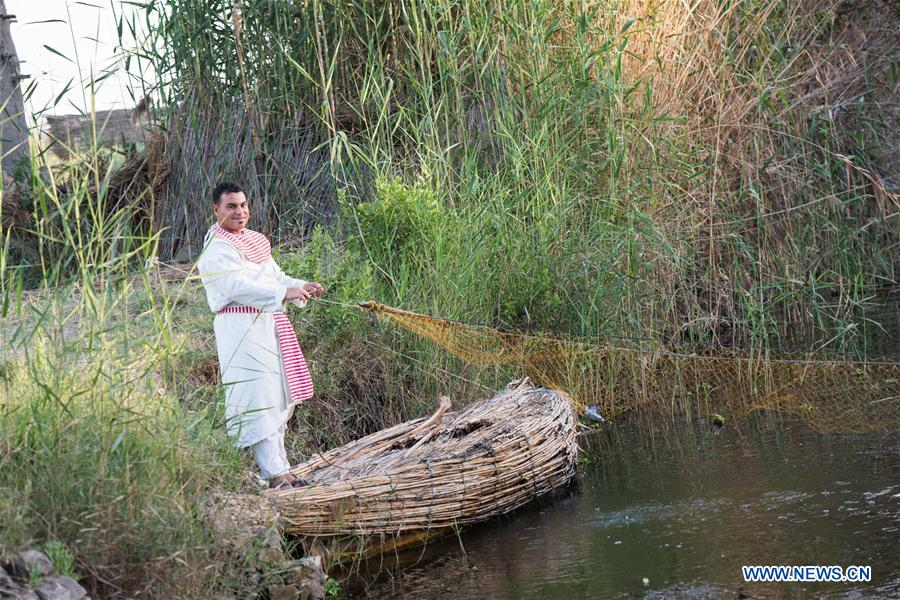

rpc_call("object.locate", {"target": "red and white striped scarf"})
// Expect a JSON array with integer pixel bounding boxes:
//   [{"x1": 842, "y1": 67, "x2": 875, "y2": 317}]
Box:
[{"x1": 209, "y1": 223, "x2": 272, "y2": 263}]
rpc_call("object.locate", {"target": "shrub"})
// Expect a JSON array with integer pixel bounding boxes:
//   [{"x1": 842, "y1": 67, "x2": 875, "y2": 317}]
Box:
[{"x1": 344, "y1": 177, "x2": 452, "y2": 284}]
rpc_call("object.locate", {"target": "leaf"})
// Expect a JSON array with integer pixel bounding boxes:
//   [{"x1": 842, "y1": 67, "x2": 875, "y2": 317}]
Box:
[
  {"x1": 111, "y1": 429, "x2": 127, "y2": 453},
  {"x1": 43, "y1": 45, "x2": 72, "y2": 63},
  {"x1": 52, "y1": 79, "x2": 75, "y2": 107},
  {"x1": 544, "y1": 17, "x2": 561, "y2": 42},
  {"x1": 620, "y1": 18, "x2": 636, "y2": 34},
  {"x1": 90, "y1": 69, "x2": 119, "y2": 85}
]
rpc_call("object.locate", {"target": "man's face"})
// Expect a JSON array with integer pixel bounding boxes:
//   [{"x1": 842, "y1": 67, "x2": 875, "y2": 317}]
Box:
[{"x1": 213, "y1": 191, "x2": 249, "y2": 234}]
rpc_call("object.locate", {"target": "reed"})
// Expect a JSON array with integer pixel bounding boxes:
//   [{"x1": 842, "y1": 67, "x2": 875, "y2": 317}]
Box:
[
  {"x1": 126, "y1": 0, "x2": 894, "y2": 446},
  {"x1": 0, "y1": 34, "x2": 265, "y2": 597},
  {"x1": 127, "y1": 0, "x2": 896, "y2": 353},
  {"x1": 272, "y1": 380, "x2": 578, "y2": 540}
]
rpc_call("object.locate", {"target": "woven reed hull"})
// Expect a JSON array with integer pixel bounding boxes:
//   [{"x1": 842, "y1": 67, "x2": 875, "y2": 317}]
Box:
[{"x1": 268, "y1": 380, "x2": 578, "y2": 540}]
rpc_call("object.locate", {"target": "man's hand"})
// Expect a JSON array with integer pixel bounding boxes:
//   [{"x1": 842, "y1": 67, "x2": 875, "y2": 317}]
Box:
[
  {"x1": 284, "y1": 287, "x2": 312, "y2": 302},
  {"x1": 302, "y1": 282, "x2": 325, "y2": 298}
]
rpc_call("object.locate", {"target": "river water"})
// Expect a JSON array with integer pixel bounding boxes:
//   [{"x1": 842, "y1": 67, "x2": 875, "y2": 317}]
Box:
[{"x1": 353, "y1": 415, "x2": 899, "y2": 599}]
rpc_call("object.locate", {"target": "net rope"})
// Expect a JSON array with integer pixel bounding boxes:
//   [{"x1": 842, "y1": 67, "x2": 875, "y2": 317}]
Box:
[{"x1": 357, "y1": 301, "x2": 900, "y2": 434}]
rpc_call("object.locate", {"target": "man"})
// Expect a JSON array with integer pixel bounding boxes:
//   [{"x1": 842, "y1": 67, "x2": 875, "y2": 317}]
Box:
[{"x1": 197, "y1": 181, "x2": 324, "y2": 490}]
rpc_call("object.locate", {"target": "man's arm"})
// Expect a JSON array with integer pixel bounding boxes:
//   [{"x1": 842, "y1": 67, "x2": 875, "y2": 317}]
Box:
[{"x1": 199, "y1": 242, "x2": 288, "y2": 311}]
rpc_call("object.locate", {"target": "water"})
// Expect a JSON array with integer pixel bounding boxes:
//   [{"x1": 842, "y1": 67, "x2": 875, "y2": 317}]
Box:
[{"x1": 351, "y1": 416, "x2": 899, "y2": 599}]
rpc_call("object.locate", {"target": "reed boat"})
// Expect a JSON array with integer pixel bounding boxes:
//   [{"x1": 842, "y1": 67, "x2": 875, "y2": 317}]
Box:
[{"x1": 265, "y1": 379, "x2": 578, "y2": 557}]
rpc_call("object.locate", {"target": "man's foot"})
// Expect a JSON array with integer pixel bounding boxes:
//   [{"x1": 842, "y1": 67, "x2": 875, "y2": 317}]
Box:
[
  {"x1": 288, "y1": 475, "x2": 311, "y2": 487},
  {"x1": 268, "y1": 474, "x2": 294, "y2": 490}
]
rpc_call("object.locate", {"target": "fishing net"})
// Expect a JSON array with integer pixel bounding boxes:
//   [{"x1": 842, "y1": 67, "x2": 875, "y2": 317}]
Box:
[{"x1": 359, "y1": 302, "x2": 900, "y2": 434}]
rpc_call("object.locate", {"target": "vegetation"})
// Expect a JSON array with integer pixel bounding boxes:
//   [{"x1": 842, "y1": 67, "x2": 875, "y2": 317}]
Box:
[
  {"x1": 0, "y1": 145, "x2": 264, "y2": 596},
  {"x1": 127, "y1": 0, "x2": 896, "y2": 346},
  {"x1": 1, "y1": 0, "x2": 896, "y2": 597}
]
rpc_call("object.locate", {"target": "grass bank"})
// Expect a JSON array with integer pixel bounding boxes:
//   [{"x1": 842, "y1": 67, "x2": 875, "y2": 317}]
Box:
[{"x1": 0, "y1": 151, "x2": 268, "y2": 597}]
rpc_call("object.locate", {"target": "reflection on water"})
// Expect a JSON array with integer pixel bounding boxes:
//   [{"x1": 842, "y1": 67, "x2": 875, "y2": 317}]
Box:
[{"x1": 352, "y1": 415, "x2": 899, "y2": 599}]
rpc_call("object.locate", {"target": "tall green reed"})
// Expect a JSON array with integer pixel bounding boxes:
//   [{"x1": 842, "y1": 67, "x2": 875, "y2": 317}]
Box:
[
  {"x1": 132, "y1": 0, "x2": 896, "y2": 355},
  {"x1": 6, "y1": 0, "x2": 882, "y2": 455},
  {"x1": 0, "y1": 25, "x2": 260, "y2": 595}
]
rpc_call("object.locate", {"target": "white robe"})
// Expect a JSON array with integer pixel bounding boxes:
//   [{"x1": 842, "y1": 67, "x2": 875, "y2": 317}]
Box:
[{"x1": 197, "y1": 233, "x2": 308, "y2": 448}]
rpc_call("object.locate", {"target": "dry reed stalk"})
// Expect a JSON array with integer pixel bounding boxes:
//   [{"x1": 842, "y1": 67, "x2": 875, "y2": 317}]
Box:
[{"x1": 268, "y1": 379, "x2": 578, "y2": 538}]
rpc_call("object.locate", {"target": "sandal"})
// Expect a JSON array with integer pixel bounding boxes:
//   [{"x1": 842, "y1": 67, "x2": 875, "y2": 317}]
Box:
[
  {"x1": 268, "y1": 475, "x2": 294, "y2": 490},
  {"x1": 288, "y1": 475, "x2": 311, "y2": 487}
]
